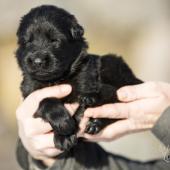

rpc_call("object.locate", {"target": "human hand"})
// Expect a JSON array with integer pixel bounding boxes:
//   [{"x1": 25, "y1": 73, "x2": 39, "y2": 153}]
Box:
[
  {"x1": 16, "y1": 84, "x2": 78, "y2": 167},
  {"x1": 81, "y1": 82, "x2": 170, "y2": 142}
]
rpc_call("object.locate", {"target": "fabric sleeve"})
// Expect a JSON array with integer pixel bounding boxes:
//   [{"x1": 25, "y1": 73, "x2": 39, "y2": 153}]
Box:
[
  {"x1": 152, "y1": 106, "x2": 170, "y2": 147},
  {"x1": 106, "y1": 153, "x2": 170, "y2": 170},
  {"x1": 16, "y1": 138, "x2": 48, "y2": 170},
  {"x1": 16, "y1": 138, "x2": 170, "y2": 170},
  {"x1": 16, "y1": 108, "x2": 170, "y2": 170}
]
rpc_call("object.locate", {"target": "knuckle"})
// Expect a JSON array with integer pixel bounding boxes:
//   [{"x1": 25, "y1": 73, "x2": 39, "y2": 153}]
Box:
[
  {"x1": 147, "y1": 81, "x2": 155, "y2": 87},
  {"x1": 112, "y1": 104, "x2": 121, "y2": 116},
  {"x1": 31, "y1": 92, "x2": 41, "y2": 103},
  {"x1": 103, "y1": 128, "x2": 115, "y2": 141},
  {"x1": 124, "y1": 104, "x2": 131, "y2": 118},
  {"x1": 149, "y1": 82, "x2": 160, "y2": 91},
  {"x1": 127, "y1": 119, "x2": 136, "y2": 131},
  {"x1": 125, "y1": 107, "x2": 130, "y2": 119},
  {"x1": 120, "y1": 103, "x2": 131, "y2": 118},
  {"x1": 103, "y1": 137, "x2": 112, "y2": 142},
  {"x1": 29, "y1": 89, "x2": 43, "y2": 103},
  {"x1": 159, "y1": 93, "x2": 167, "y2": 100},
  {"x1": 28, "y1": 92, "x2": 35, "y2": 100},
  {"x1": 129, "y1": 103, "x2": 137, "y2": 115},
  {"x1": 159, "y1": 94, "x2": 169, "y2": 106}
]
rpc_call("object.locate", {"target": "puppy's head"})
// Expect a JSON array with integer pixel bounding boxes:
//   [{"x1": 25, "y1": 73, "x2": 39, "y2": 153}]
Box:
[{"x1": 16, "y1": 5, "x2": 88, "y2": 81}]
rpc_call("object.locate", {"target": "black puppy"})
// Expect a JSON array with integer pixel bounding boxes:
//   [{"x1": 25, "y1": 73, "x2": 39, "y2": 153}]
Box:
[{"x1": 16, "y1": 5, "x2": 142, "y2": 151}]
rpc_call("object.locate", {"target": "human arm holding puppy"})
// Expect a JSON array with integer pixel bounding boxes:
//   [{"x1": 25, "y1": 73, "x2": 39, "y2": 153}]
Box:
[
  {"x1": 16, "y1": 81, "x2": 170, "y2": 170},
  {"x1": 16, "y1": 84, "x2": 78, "y2": 168},
  {"x1": 82, "y1": 81, "x2": 170, "y2": 146}
]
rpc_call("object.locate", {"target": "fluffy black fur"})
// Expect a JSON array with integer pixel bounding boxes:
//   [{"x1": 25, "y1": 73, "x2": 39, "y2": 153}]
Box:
[{"x1": 16, "y1": 5, "x2": 142, "y2": 151}]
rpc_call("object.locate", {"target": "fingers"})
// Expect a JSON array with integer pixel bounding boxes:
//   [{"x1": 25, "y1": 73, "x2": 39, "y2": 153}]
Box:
[
  {"x1": 33, "y1": 133, "x2": 55, "y2": 149},
  {"x1": 117, "y1": 82, "x2": 162, "y2": 102},
  {"x1": 33, "y1": 133, "x2": 62, "y2": 157},
  {"x1": 16, "y1": 84, "x2": 72, "y2": 118},
  {"x1": 84, "y1": 103, "x2": 130, "y2": 119},
  {"x1": 42, "y1": 148, "x2": 62, "y2": 158},
  {"x1": 16, "y1": 85, "x2": 71, "y2": 160},
  {"x1": 23, "y1": 118, "x2": 52, "y2": 136},
  {"x1": 34, "y1": 84, "x2": 72, "y2": 101},
  {"x1": 77, "y1": 117, "x2": 89, "y2": 136},
  {"x1": 83, "y1": 119, "x2": 131, "y2": 142},
  {"x1": 64, "y1": 103, "x2": 79, "y2": 116}
]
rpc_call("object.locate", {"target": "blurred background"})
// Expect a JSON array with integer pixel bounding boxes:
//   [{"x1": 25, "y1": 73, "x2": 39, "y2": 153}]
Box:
[{"x1": 0, "y1": 0, "x2": 170, "y2": 169}]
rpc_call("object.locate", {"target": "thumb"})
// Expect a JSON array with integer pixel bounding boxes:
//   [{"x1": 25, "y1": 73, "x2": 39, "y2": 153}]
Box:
[{"x1": 117, "y1": 82, "x2": 160, "y2": 102}]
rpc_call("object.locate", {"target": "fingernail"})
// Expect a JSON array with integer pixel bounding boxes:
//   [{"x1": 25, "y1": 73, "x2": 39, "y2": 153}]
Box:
[
  {"x1": 61, "y1": 84, "x2": 72, "y2": 93},
  {"x1": 117, "y1": 89, "x2": 128, "y2": 100}
]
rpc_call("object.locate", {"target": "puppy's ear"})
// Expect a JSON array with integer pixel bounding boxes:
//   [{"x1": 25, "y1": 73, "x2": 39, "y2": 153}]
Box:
[{"x1": 70, "y1": 18, "x2": 84, "y2": 40}]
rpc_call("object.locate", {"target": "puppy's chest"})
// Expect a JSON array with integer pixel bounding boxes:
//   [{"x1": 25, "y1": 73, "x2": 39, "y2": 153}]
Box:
[
  {"x1": 63, "y1": 57, "x2": 102, "y2": 103},
  {"x1": 22, "y1": 56, "x2": 102, "y2": 103}
]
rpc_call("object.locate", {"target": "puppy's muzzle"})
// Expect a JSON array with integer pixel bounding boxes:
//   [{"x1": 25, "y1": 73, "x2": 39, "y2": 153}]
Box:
[
  {"x1": 25, "y1": 51, "x2": 56, "y2": 72},
  {"x1": 26, "y1": 54, "x2": 47, "y2": 67}
]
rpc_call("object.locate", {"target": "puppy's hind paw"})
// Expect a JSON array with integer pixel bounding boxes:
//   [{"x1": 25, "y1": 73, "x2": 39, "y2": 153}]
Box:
[{"x1": 54, "y1": 134, "x2": 77, "y2": 151}]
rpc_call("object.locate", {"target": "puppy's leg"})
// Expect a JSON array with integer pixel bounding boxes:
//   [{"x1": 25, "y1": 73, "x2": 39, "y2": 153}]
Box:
[
  {"x1": 84, "y1": 84, "x2": 119, "y2": 134},
  {"x1": 34, "y1": 98, "x2": 77, "y2": 150},
  {"x1": 84, "y1": 56, "x2": 143, "y2": 135},
  {"x1": 85, "y1": 55, "x2": 143, "y2": 134},
  {"x1": 73, "y1": 93, "x2": 98, "y2": 123},
  {"x1": 85, "y1": 118, "x2": 116, "y2": 134},
  {"x1": 54, "y1": 133, "x2": 77, "y2": 151}
]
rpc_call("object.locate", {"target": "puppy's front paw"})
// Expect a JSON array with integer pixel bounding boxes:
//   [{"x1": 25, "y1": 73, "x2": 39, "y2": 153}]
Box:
[
  {"x1": 85, "y1": 118, "x2": 102, "y2": 134},
  {"x1": 54, "y1": 134, "x2": 77, "y2": 151},
  {"x1": 80, "y1": 96, "x2": 96, "y2": 107},
  {"x1": 85, "y1": 118, "x2": 116, "y2": 135},
  {"x1": 52, "y1": 116, "x2": 77, "y2": 135},
  {"x1": 35, "y1": 98, "x2": 77, "y2": 135}
]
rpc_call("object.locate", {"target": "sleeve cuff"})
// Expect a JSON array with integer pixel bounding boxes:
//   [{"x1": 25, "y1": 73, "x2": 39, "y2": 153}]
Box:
[
  {"x1": 28, "y1": 156, "x2": 48, "y2": 170},
  {"x1": 152, "y1": 106, "x2": 170, "y2": 146}
]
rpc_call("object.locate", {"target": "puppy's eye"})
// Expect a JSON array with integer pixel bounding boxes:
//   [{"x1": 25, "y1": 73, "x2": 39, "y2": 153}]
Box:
[
  {"x1": 29, "y1": 35, "x2": 34, "y2": 42},
  {"x1": 26, "y1": 34, "x2": 34, "y2": 43},
  {"x1": 51, "y1": 39, "x2": 61, "y2": 47},
  {"x1": 49, "y1": 37, "x2": 58, "y2": 42}
]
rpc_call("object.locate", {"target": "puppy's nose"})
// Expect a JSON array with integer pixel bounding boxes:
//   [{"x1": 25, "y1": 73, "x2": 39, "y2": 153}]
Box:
[
  {"x1": 34, "y1": 57, "x2": 43, "y2": 66},
  {"x1": 26, "y1": 54, "x2": 51, "y2": 69}
]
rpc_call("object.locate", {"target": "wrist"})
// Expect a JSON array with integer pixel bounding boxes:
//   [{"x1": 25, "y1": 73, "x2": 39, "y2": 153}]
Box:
[
  {"x1": 42, "y1": 157, "x2": 56, "y2": 167},
  {"x1": 31, "y1": 156, "x2": 56, "y2": 168}
]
